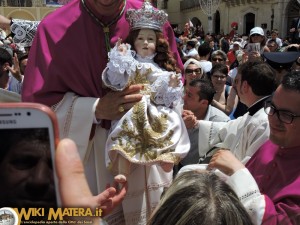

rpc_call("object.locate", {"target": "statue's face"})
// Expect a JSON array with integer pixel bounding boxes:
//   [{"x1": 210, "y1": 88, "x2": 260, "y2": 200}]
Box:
[{"x1": 134, "y1": 29, "x2": 156, "y2": 58}]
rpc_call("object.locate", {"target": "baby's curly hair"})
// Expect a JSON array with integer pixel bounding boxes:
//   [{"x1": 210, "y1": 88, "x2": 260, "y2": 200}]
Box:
[{"x1": 125, "y1": 30, "x2": 181, "y2": 74}]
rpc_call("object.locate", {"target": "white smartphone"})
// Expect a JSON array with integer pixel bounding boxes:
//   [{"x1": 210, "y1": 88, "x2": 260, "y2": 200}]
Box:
[
  {"x1": 0, "y1": 103, "x2": 60, "y2": 210},
  {"x1": 246, "y1": 43, "x2": 261, "y2": 53}
]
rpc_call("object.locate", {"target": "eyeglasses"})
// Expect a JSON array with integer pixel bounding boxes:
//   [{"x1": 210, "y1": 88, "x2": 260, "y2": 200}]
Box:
[
  {"x1": 267, "y1": 45, "x2": 276, "y2": 48},
  {"x1": 185, "y1": 69, "x2": 202, "y2": 75},
  {"x1": 264, "y1": 101, "x2": 300, "y2": 124},
  {"x1": 212, "y1": 58, "x2": 224, "y2": 62},
  {"x1": 212, "y1": 74, "x2": 227, "y2": 80},
  {"x1": 251, "y1": 34, "x2": 262, "y2": 37}
]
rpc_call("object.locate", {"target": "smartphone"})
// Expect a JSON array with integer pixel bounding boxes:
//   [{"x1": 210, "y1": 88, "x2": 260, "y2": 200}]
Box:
[
  {"x1": 0, "y1": 103, "x2": 60, "y2": 211},
  {"x1": 246, "y1": 43, "x2": 261, "y2": 53}
]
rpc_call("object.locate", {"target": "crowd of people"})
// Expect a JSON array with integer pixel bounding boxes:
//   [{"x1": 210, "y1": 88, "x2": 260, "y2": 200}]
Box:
[{"x1": 1, "y1": 0, "x2": 300, "y2": 224}]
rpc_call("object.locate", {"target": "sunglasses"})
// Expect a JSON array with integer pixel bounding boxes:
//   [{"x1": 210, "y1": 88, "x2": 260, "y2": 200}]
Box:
[
  {"x1": 212, "y1": 58, "x2": 224, "y2": 62},
  {"x1": 185, "y1": 69, "x2": 202, "y2": 74}
]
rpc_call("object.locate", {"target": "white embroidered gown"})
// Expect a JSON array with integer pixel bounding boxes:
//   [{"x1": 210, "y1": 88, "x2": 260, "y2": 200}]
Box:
[
  {"x1": 102, "y1": 44, "x2": 190, "y2": 175},
  {"x1": 102, "y1": 44, "x2": 190, "y2": 224}
]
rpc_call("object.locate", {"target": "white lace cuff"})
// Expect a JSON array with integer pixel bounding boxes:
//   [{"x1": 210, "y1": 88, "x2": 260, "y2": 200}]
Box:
[
  {"x1": 151, "y1": 73, "x2": 183, "y2": 108},
  {"x1": 226, "y1": 168, "x2": 265, "y2": 225},
  {"x1": 226, "y1": 168, "x2": 260, "y2": 200},
  {"x1": 107, "y1": 43, "x2": 139, "y2": 75}
]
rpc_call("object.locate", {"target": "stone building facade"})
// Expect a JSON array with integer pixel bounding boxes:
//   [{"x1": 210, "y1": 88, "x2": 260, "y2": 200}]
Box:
[{"x1": 158, "y1": 0, "x2": 300, "y2": 39}]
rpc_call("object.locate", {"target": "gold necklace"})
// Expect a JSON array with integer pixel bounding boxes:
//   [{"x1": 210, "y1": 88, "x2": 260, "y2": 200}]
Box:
[{"x1": 81, "y1": 0, "x2": 126, "y2": 52}]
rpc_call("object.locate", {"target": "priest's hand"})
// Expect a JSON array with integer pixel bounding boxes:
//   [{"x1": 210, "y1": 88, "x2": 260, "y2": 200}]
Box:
[
  {"x1": 95, "y1": 84, "x2": 143, "y2": 120},
  {"x1": 207, "y1": 150, "x2": 245, "y2": 176}
]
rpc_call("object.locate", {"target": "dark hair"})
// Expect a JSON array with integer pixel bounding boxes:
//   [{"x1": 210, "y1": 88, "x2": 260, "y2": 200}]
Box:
[
  {"x1": 198, "y1": 43, "x2": 212, "y2": 57},
  {"x1": 281, "y1": 70, "x2": 300, "y2": 91},
  {"x1": 148, "y1": 171, "x2": 253, "y2": 225},
  {"x1": 210, "y1": 63, "x2": 228, "y2": 78},
  {"x1": 0, "y1": 45, "x2": 13, "y2": 67},
  {"x1": 125, "y1": 29, "x2": 181, "y2": 73},
  {"x1": 189, "y1": 79, "x2": 216, "y2": 104},
  {"x1": 238, "y1": 61, "x2": 276, "y2": 96},
  {"x1": 187, "y1": 40, "x2": 196, "y2": 48},
  {"x1": 18, "y1": 52, "x2": 28, "y2": 62},
  {"x1": 267, "y1": 39, "x2": 277, "y2": 46}
]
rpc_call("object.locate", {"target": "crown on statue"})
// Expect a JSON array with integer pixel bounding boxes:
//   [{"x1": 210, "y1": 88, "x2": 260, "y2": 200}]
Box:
[{"x1": 126, "y1": 1, "x2": 168, "y2": 32}]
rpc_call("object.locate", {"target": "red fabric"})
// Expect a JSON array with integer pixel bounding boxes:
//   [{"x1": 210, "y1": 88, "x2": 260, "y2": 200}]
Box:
[{"x1": 227, "y1": 50, "x2": 236, "y2": 65}]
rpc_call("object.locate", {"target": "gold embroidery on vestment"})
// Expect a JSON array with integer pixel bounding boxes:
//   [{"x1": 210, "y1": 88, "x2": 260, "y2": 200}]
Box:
[{"x1": 111, "y1": 100, "x2": 176, "y2": 162}]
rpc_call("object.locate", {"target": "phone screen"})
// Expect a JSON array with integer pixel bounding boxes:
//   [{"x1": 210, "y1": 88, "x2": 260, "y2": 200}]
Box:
[
  {"x1": 0, "y1": 104, "x2": 59, "y2": 213},
  {"x1": 246, "y1": 43, "x2": 261, "y2": 53}
]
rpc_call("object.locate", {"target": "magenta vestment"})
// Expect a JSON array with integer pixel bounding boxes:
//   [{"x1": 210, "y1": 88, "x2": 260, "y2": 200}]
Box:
[
  {"x1": 246, "y1": 140, "x2": 300, "y2": 224},
  {"x1": 22, "y1": 0, "x2": 182, "y2": 108}
]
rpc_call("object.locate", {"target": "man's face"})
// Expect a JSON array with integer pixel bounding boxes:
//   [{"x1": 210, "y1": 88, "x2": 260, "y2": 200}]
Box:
[
  {"x1": 271, "y1": 33, "x2": 278, "y2": 40},
  {"x1": 134, "y1": 29, "x2": 156, "y2": 58},
  {"x1": 233, "y1": 44, "x2": 240, "y2": 51},
  {"x1": 184, "y1": 23, "x2": 190, "y2": 30},
  {"x1": 0, "y1": 139, "x2": 56, "y2": 208},
  {"x1": 184, "y1": 86, "x2": 202, "y2": 113},
  {"x1": 185, "y1": 64, "x2": 203, "y2": 87},
  {"x1": 233, "y1": 72, "x2": 245, "y2": 104},
  {"x1": 20, "y1": 58, "x2": 28, "y2": 75},
  {"x1": 268, "y1": 85, "x2": 300, "y2": 148},
  {"x1": 0, "y1": 63, "x2": 8, "y2": 79},
  {"x1": 86, "y1": 0, "x2": 123, "y2": 17},
  {"x1": 267, "y1": 42, "x2": 278, "y2": 52}
]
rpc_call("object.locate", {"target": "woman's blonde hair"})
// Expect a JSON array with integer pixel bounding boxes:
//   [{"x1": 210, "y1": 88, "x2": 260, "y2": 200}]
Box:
[{"x1": 148, "y1": 171, "x2": 253, "y2": 225}]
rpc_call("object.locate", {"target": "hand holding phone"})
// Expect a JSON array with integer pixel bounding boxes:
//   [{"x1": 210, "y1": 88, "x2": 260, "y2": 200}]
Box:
[
  {"x1": 0, "y1": 103, "x2": 59, "y2": 209},
  {"x1": 246, "y1": 43, "x2": 261, "y2": 53}
]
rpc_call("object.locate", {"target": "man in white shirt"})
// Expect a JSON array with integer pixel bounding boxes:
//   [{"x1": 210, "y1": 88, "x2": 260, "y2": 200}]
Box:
[
  {"x1": 179, "y1": 79, "x2": 230, "y2": 169},
  {"x1": 197, "y1": 43, "x2": 212, "y2": 74},
  {"x1": 197, "y1": 61, "x2": 276, "y2": 161},
  {"x1": 185, "y1": 40, "x2": 199, "y2": 58}
]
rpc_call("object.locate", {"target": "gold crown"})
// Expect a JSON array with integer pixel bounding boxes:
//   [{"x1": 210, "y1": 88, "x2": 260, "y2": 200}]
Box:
[{"x1": 126, "y1": 1, "x2": 168, "y2": 32}]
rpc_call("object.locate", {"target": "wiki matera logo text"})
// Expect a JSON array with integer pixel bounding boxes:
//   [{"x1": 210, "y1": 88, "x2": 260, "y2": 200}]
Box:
[{"x1": 0, "y1": 208, "x2": 18, "y2": 225}]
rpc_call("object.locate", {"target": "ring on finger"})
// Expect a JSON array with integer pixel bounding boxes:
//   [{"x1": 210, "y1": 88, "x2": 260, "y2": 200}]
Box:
[{"x1": 118, "y1": 105, "x2": 125, "y2": 113}]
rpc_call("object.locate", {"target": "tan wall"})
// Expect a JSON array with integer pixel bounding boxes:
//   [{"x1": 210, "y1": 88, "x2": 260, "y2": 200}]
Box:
[{"x1": 0, "y1": 6, "x2": 57, "y2": 21}]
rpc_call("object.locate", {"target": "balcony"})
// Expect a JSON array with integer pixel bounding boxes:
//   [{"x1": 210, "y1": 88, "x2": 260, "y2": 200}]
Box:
[{"x1": 180, "y1": 0, "x2": 201, "y2": 11}]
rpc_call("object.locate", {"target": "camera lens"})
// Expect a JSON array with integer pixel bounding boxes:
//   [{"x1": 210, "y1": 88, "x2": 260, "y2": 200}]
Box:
[{"x1": 27, "y1": 112, "x2": 31, "y2": 116}]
